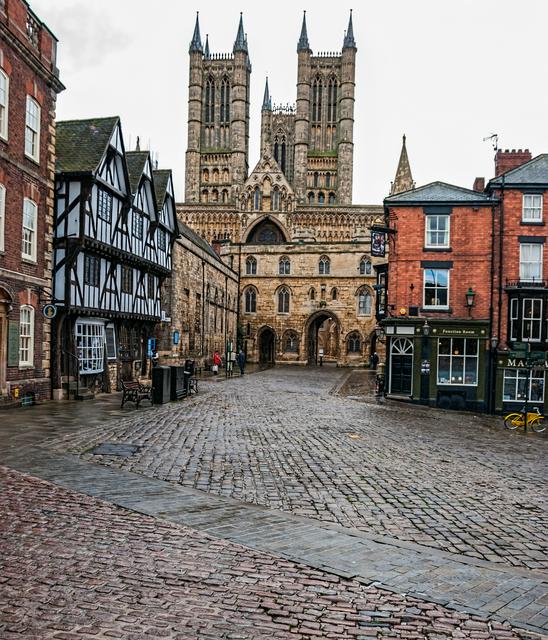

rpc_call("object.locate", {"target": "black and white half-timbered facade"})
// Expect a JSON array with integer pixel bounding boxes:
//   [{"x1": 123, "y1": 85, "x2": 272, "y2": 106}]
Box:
[{"x1": 52, "y1": 117, "x2": 177, "y2": 397}]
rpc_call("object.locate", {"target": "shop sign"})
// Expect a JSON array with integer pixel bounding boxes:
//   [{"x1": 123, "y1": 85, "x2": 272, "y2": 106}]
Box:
[
  {"x1": 498, "y1": 352, "x2": 548, "y2": 369},
  {"x1": 431, "y1": 327, "x2": 487, "y2": 338}
]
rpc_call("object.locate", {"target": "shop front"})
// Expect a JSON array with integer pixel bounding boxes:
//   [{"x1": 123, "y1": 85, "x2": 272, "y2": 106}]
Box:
[
  {"x1": 494, "y1": 350, "x2": 547, "y2": 415},
  {"x1": 383, "y1": 319, "x2": 490, "y2": 412}
]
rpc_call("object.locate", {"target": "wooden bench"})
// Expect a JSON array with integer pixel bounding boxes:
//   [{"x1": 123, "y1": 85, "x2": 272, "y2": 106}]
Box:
[{"x1": 121, "y1": 380, "x2": 154, "y2": 408}]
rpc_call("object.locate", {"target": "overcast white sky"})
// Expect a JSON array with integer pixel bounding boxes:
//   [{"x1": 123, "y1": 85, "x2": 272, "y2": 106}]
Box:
[{"x1": 31, "y1": 0, "x2": 548, "y2": 204}]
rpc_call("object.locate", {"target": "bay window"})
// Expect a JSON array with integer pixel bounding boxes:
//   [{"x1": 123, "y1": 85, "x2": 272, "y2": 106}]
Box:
[{"x1": 75, "y1": 320, "x2": 105, "y2": 374}]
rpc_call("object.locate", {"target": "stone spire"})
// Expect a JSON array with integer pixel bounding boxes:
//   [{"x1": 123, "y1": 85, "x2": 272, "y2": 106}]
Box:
[
  {"x1": 233, "y1": 12, "x2": 248, "y2": 53},
  {"x1": 297, "y1": 11, "x2": 310, "y2": 51},
  {"x1": 189, "y1": 12, "x2": 203, "y2": 53},
  {"x1": 390, "y1": 135, "x2": 415, "y2": 195},
  {"x1": 204, "y1": 34, "x2": 210, "y2": 58},
  {"x1": 343, "y1": 10, "x2": 356, "y2": 49},
  {"x1": 262, "y1": 77, "x2": 271, "y2": 111}
]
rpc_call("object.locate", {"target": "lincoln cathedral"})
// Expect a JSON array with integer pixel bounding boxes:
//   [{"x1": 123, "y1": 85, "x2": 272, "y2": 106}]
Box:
[{"x1": 173, "y1": 11, "x2": 410, "y2": 366}]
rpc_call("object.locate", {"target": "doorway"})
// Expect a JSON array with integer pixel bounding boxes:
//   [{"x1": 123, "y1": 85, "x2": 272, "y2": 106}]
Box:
[
  {"x1": 306, "y1": 311, "x2": 339, "y2": 365},
  {"x1": 389, "y1": 337, "x2": 413, "y2": 395},
  {"x1": 258, "y1": 326, "x2": 275, "y2": 364}
]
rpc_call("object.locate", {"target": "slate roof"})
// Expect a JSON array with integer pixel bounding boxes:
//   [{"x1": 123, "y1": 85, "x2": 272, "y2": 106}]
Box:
[
  {"x1": 56, "y1": 116, "x2": 119, "y2": 174},
  {"x1": 489, "y1": 154, "x2": 548, "y2": 187},
  {"x1": 385, "y1": 181, "x2": 495, "y2": 205},
  {"x1": 177, "y1": 220, "x2": 221, "y2": 262},
  {"x1": 125, "y1": 151, "x2": 149, "y2": 195},
  {"x1": 153, "y1": 170, "x2": 171, "y2": 209}
]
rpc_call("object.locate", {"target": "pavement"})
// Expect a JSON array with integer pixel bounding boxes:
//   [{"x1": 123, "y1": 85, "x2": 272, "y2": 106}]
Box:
[{"x1": 0, "y1": 366, "x2": 547, "y2": 639}]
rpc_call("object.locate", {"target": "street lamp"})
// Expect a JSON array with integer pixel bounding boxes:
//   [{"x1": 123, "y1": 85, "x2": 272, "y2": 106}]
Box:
[
  {"x1": 374, "y1": 324, "x2": 385, "y2": 341},
  {"x1": 422, "y1": 319, "x2": 431, "y2": 337},
  {"x1": 465, "y1": 287, "x2": 476, "y2": 316}
]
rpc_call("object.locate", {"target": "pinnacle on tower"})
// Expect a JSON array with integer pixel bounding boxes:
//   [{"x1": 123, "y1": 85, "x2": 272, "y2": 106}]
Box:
[
  {"x1": 262, "y1": 77, "x2": 272, "y2": 111},
  {"x1": 297, "y1": 11, "x2": 310, "y2": 52},
  {"x1": 189, "y1": 12, "x2": 203, "y2": 53},
  {"x1": 343, "y1": 10, "x2": 356, "y2": 49},
  {"x1": 390, "y1": 135, "x2": 415, "y2": 195},
  {"x1": 233, "y1": 12, "x2": 248, "y2": 53},
  {"x1": 204, "y1": 34, "x2": 210, "y2": 58}
]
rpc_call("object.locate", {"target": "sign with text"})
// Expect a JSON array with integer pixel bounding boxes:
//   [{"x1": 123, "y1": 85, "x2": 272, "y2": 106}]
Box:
[{"x1": 432, "y1": 327, "x2": 487, "y2": 338}]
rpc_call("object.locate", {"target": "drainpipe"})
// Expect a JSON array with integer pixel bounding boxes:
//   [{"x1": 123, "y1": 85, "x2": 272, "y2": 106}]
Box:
[{"x1": 487, "y1": 201, "x2": 496, "y2": 413}]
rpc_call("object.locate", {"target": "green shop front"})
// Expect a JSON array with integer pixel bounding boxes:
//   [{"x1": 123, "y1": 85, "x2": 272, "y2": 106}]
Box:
[
  {"x1": 382, "y1": 319, "x2": 490, "y2": 412},
  {"x1": 494, "y1": 349, "x2": 547, "y2": 414}
]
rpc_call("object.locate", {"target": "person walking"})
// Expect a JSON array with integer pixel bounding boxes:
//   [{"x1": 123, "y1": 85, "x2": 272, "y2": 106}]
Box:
[
  {"x1": 370, "y1": 352, "x2": 379, "y2": 370},
  {"x1": 212, "y1": 350, "x2": 222, "y2": 375},
  {"x1": 237, "y1": 349, "x2": 246, "y2": 375}
]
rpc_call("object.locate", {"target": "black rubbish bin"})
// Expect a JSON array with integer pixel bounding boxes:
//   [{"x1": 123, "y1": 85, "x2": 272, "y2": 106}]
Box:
[
  {"x1": 170, "y1": 365, "x2": 185, "y2": 400},
  {"x1": 152, "y1": 366, "x2": 171, "y2": 404}
]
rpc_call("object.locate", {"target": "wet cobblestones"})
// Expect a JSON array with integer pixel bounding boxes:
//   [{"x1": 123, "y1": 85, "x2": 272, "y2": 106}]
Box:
[
  {"x1": 0, "y1": 467, "x2": 541, "y2": 640},
  {"x1": 44, "y1": 367, "x2": 548, "y2": 573}
]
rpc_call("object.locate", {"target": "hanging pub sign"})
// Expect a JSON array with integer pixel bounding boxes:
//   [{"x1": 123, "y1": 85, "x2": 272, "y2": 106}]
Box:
[
  {"x1": 371, "y1": 231, "x2": 386, "y2": 257},
  {"x1": 42, "y1": 304, "x2": 57, "y2": 319}
]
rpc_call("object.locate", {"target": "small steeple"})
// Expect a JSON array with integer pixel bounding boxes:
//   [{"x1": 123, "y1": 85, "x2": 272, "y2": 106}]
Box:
[
  {"x1": 135, "y1": 136, "x2": 140, "y2": 152},
  {"x1": 343, "y1": 10, "x2": 356, "y2": 49},
  {"x1": 204, "y1": 34, "x2": 210, "y2": 58},
  {"x1": 262, "y1": 77, "x2": 272, "y2": 111},
  {"x1": 233, "y1": 12, "x2": 248, "y2": 53},
  {"x1": 297, "y1": 11, "x2": 310, "y2": 52},
  {"x1": 189, "y1": 12, "x2": 203, "y2": 53},
  {"x1": 390, "y1": 135, "x2": 415, "y2": 195}
]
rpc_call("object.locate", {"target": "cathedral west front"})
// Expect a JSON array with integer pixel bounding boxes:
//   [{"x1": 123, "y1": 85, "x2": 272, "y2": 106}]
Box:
[{"x1": 174, "y1": 11, "x2": 407, "y2": 366}]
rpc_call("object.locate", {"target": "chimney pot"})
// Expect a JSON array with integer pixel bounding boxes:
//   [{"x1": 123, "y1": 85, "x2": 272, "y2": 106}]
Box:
[{"x1": 473, "y1": 177, "x2": 485, "y2": 192}]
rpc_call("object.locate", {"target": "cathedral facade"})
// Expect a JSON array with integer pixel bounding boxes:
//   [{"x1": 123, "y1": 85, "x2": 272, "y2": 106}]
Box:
[{"x1": 178, "y1": 11, "x2": 391, "y2": 366}]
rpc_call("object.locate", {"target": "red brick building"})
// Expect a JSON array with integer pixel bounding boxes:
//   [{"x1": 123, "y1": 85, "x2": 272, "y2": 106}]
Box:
[
  {"x1": 381, "y1": 147, "x2": 548, "y2": 413},
  {"x1": 0, "y1": 0, "x2": 63, "y2": 404},
  {"x1": 487, "y1": 151, "x2": 548, "y2": 413},
  {"x1": 381, "y1": 182, "x2": 496, "y2": 411}
]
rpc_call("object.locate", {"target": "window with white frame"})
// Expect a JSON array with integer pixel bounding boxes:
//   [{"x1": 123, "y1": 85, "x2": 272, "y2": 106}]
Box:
[
  {"x1": 75, "y1": 320, "x2": 105, "y2": 374},
  {"x1": 519, "y1": 243, "x2": 543, "y2": 282},
  {"x1": 22, "y1": 198, "x2": 37, "y2": 261},
  {"x1": 522, "y1": 298, "x2": 543, "y2": 342},
  {"x1": 423, "y1": 268, "x2": 449, "y2": 308},
  {"x1": 97, "y1": 188, "x2": 112, "y2": 222},
  {"x1": 503, "y1": 368, "x2": 544, "y2": 402},
  {"x1": 425, "y1": 215, "x2": 450, "y2": 247},
  {"x1": 0, "y1": 69, "x2": 8, "y2": 140},
  {"x1": 437, "y1": 337, "x2": 478, "y2": 386},
  {"x1": 0, "y1": 183, "x2": 5, "y2": 252},
  {"x1": 25, "y1": 96, "x2": 40, "y2": 162},
  {"x1": 357, "y1": 287, "x2": 372, "y2": 315},
  {"x1": 522, "y1": 194, "x2": 543, "y2": 223},
  {"x1": 19, "y1": 305, "x2": 34, "y2": 367},
  {"x1": 509, "y1": 298, "x2": 519, "y2": 341}
]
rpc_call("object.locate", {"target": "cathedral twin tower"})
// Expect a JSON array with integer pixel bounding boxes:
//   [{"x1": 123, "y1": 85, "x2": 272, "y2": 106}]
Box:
[{"x1": 185, "y1": 11, "x2": 357, "y2": 207}]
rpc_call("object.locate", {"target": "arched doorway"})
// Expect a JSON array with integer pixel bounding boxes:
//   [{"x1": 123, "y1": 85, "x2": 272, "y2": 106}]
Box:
[
  {"x1": 258, "y1": 326, "x2": 275, "y2": 364},
  {"x1": 389, "y1": 337, "x2": 414, "y2": 395},
  {"x1": 306, "y1": 311, "x2": 340, "y2": 365}
]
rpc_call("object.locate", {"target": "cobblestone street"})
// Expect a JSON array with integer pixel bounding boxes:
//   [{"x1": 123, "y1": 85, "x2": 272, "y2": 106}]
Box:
[
  {"x1": 45, "y1": 367, "x2": 547, "y2": 572},
  {"x1": 1, "y1": 366, "x2": 547, "y2": 638}
]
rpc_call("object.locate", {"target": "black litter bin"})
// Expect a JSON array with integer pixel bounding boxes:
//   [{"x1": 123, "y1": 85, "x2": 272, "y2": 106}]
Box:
[
  {"x1": 152, "y1": 366, "x2": 171, "y2": 404},
  {"x1": 170, "y1": 365, "x2": 185, "y2": 400}
]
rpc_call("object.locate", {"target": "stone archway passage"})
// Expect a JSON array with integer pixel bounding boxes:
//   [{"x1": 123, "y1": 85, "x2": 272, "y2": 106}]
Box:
[
  {"x1": 306, "y1": 311, "x2": 340, "y2": 365},
  {"x1": 258, "y1": 327, "x2": 275, "y2": 364}
]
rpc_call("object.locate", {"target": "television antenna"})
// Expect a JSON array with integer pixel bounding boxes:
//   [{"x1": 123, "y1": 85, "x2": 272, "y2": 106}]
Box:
[{"x1": 483, "y1": 133, "x2": 498, "y2": 151}]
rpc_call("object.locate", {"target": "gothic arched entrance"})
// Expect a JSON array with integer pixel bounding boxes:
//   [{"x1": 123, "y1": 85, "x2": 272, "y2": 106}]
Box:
[
  {"x1": 258, "y1": 326, "x2": 276, "y2": 365},
  {"x1": 306, "y1": 310, "x2": 340, "y2": 365}
]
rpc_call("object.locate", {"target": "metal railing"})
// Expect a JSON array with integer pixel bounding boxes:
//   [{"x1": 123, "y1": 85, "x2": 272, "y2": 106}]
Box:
[{"x1": 505, "y1": 278, "x2": 548, "y2": 289}]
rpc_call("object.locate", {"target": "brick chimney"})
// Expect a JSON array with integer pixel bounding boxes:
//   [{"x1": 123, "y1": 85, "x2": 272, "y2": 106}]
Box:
[
  {"x1": 495, "y1": 149, "x2": 532, "y2": 177},
  {"x1": 473, "y1": 177, "x2": 485, "y2": 192}
]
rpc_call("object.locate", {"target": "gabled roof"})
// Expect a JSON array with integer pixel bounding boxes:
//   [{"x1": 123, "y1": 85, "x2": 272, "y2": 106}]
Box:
[
  {"x1": 56, "y1": 116, "x2": 119, "y2": 174},
  {"x1": 489, "y1": 154, "x2": 548, "y2": 187},
  {"x1": 385, "y1": 181, "x2": 495, "y2": 205},
  {"x1": 153, "y1": 170, "x2": 171, "y2": 209},
  {"x1": 177, "y1": 220, "x2": 220, "y2": 261},
  {"x1": 125, "y1": 151, "x2": 150, "y2": 195},
  {"x1": 243, "y1": 153, "x2": 295, "y2": 196}
]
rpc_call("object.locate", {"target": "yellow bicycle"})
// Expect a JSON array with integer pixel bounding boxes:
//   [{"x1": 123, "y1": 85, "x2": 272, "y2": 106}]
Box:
[{"x1": 503, "y1": 406, "x2": 546, "y2": 433}]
